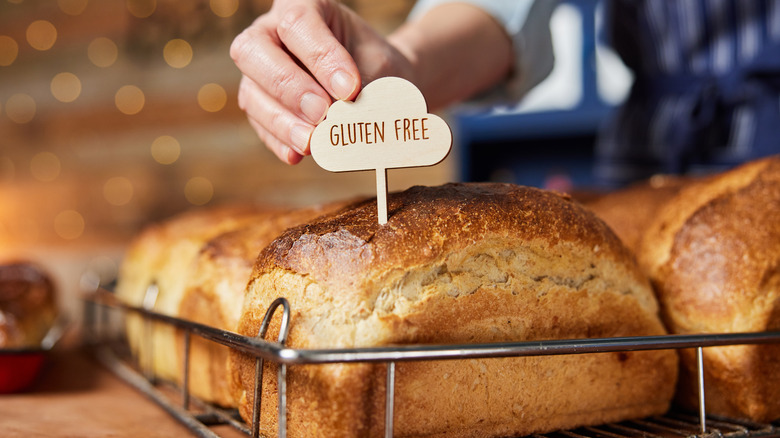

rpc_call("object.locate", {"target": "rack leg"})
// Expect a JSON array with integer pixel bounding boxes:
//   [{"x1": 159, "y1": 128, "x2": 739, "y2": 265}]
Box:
[
  {"x1": 142, "y1": 284, "x2": 160, "y2": 383},
  {"x1": 385, "y1": 361, "x2": 395, "y2": 438},
  {"x1": 252, "y1": 357, "x2": 265, "y2": 438},
  {"x1": 101, "y1": 299, "x2": 110, "y2": 340},
  {"x1": 182, "y1": 330, "x2": 191, "y2": 410},
  {"x1": 697, "y1": 346, "x2": 706, "y2": 434},
  {"x1": 143, "y1": 318, "x2": 155, "y2": 382},
  {"x1": 252, "y1": 297, "x2": 291, "y2": 438},
  {"x1": 278, "y1": 364, "x2": 287, "y2": 438},
  {"x1": 94, "y1": 299, "x2": 103, "y2": 342},
  {"x1": 83, "y1": 297, "x2": 96, "y2": 345}
]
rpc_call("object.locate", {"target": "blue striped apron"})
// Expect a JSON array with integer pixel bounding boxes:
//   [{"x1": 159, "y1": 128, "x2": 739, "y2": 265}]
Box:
[{"x1": 595, "y1": 0, "x2": 780, "y2": 188}]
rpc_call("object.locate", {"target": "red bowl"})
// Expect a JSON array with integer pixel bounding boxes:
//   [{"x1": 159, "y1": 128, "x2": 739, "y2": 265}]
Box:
[{"x1": 0, "y1": 348, "x2": 47, "y2": 393}]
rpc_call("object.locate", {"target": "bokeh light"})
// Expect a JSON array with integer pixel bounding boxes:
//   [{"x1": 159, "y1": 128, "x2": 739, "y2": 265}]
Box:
[
  {"x1": 0, "y1": 36, "x2": 19, "y2": 66},
  {"x1": 197, "y1": 83, "x2": 227, "y2": 112},
  {"x1": 115, "y1": 85, "x2": 145, "y2": 115},
  {"x1": 127, "y1": 0, "x2": 156, "y2": 18},
  {"x1": 209, "y1": 0, "x2": 239, "y2": 18},
  {"x1": 6, "y1": 93, "x2": 36, "y2": 124},
  {"x1": 26, "y1": 20, "x2": 57, "y2": 51},
  {"x1": 54, "y1": 210, "x2": 85, "y2": 240},
  {"x1": 163, "y1": 39, "x2": 192, "y2": 68},
  {"x1": 58, "y1": 0, "x2": 89, "y2": 16},
  {"x1": 184, "y1": 176, "x2": 213, "y2": 205},
  {"x1": 151, "y1": 135, "x2": 181, "y2": 164},
  {"x1": 88, "y1": 37, "x2": 118, "y2": 67},
  {"x1": 103, "y1": 176, "x2": 134, "y2": 206},
  {"x1": 51, "y1": 72, "x2": 82, "y2": 103},
  {"x1": 30, "y1": 152, "x2": 61, "y2": 182}
]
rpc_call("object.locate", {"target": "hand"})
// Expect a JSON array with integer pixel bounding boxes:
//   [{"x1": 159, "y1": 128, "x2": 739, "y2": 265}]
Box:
[{"x1": 231, "y1": 0, "x2": 415, "y2": 164}]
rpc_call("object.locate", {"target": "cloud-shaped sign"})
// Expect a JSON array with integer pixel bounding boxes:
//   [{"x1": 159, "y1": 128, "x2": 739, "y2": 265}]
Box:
[
  {"x1": 310, "y1": 76, "x2": 452, "y2": 172},
  {"x1": 310, "y1": 77, "x2": 452, "y2": 225}
]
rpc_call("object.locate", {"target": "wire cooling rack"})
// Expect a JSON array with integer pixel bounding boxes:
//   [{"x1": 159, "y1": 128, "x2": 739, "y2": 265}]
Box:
[{"x1": 83, "y1": 287, "x2": 780, "y2": 438}]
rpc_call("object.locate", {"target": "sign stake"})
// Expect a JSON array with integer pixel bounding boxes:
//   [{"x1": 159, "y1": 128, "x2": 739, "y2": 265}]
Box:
[
  {"x1": 376, "y1": 167, "x2": 388, "y2": 225},
  {"x1": 310, "y1": 77, "x2": 452, "y2": 225}
]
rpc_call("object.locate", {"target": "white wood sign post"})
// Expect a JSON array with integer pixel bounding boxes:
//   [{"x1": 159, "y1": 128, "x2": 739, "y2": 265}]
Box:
[{"x1": 310, "y1": 77, "x2": 452, "y2": 225}]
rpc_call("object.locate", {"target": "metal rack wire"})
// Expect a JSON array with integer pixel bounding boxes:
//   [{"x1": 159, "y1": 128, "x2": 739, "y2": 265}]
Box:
[{"x1": 83, "y1": 286, "x2": 780, "y2": 438}]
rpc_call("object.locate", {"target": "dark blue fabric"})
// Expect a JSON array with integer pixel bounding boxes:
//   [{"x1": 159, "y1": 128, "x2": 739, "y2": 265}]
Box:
[{"x1": 595, "y1": 0, "x2": 780, "y2": 188}]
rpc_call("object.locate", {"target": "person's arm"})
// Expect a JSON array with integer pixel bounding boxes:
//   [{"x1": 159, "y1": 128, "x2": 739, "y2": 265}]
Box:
[
  {"x1": 388, "y1": 3, "x2": 513, "y2": 111},
  {"x1": 230, "y1": 0, "x2": 520, "y2": 164},
  {"x1": 406, "y1": 0, "x2": 558, "y2": 105}
]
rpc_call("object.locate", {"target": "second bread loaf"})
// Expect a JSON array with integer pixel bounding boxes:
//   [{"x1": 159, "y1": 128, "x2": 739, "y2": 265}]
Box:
[
  {"x1": 638, "y1": 155, "x2": 780, "y2": 422},
  {"x1": 174, "y1": 202, "x2": 349, "y2": 406}
]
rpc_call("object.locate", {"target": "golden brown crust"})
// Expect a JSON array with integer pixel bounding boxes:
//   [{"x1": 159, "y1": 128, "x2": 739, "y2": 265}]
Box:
[
  {"x1": 638, "y1": 160, "x2": 768, "y2": 278},
  {"x1": 585, "y1": 175, "x2": 691, "y2": 254},
  {"x1": 638, "y1": 155, "x2": 780, "y2": 421},
  {"x1": 116, "y1": 203, "x2": 282, "y2": 309},
  {"x1": 232, "y1": 182, "x2": 677, "y2": 437},
  {"x1": 175, "y1": 201, "x2": 351, "y2": 406},
  {"x1": 257, "y1": 183, "x2": 647, "y2": 297},
  {"x1": 115, "y1": 203, "x2": 284, "y2": 383}
]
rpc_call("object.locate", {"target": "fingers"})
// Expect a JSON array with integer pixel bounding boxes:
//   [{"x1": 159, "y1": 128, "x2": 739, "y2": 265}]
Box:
[
  {"x1": 231, "y1": 23, "x2": 331, "y2": 125},
  {"x1": 248, "y1": 118, "x2": 304, "y2": 165},
  {"x1": 238, "y1": 75, "x2": 313, "y2": 154},
  {"x1": 239, "y1": 76, "x2": 307, "y2": 165},
  {"x1": 230, "y1": 0, "x2": 366, "y2": 164},
  {"x1": 276, "y1": 3, "x2": 361, "y2": 101}
]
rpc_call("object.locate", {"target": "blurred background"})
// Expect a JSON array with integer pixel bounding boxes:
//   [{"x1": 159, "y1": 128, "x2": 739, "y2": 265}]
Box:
[{"x1": 0, "y1": 0, "x2": 630, "y2": 316}]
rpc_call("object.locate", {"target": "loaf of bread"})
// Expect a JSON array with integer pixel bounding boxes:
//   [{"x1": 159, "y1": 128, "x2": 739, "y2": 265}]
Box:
[
  {"x1": 174, "y1": 202, "x2": 348, "y2": 406},
  {"x1": 0, "y1": 262, "x2": 57, "y2": 348},
  {"x1": 637, "y1": 155, "x2": 780, "y2": 422},
  {"x1": 115, "y1": 200, "x2": 352, "y2": 405},
  {"x1": 585, "y1": 175, "x2": 690, "y2": 254},
  {"x1": 230, "y1": 182, "x2": 678, "y2": 438},
  {"x1": 116, "y1": 204, "x2": 280, "y2": 384}
]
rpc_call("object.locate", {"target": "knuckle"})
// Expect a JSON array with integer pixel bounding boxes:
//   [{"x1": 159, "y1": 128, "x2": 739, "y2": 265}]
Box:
[
  {"x1": 231, "y1": 13, "x2": 275, "y2": 63},
  {"x1": 268, "y1": 69, "x2": 298, "y2": 100},
  {"x1": 309, "y1": 44, "x2": 341, "y2": 71},
  {"x1": 229, "y1": 30, "x2": 251, "y2": 64},
  {"x1": 266, "y1": 108, "x2": 286, "y2": 133},
  {"x1": 277, "y1": 4, "x2": 308, "y2": 35}
]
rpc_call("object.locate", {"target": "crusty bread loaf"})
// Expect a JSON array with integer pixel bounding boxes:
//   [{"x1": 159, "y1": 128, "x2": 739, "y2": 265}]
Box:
[
  {"x1": 0, "y1": 262, "x2": 57, "y2": 348},
  {"x1": 116, "y1": 204, "x2": 281, "y2": 383},
  {"x1": 585, "y1": 175, "x2": 691, "y2": 254},
  {"x1": 174, "y1": 202, "x2": 349, "y2": 406},
  {"x1": 637, "y1": 155, "x2": 780, "y2": 422},
  {"x1": 230, "y1": 182, "x2": 678, "y2": 438}
]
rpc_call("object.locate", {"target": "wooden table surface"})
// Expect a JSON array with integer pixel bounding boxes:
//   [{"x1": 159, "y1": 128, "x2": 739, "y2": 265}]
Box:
[{"x1": 0, "y1": 348, "x2": 247, "y2": 437}]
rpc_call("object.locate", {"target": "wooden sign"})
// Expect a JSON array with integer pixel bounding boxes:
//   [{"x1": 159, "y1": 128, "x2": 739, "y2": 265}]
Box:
[{"x1": 310, "y1": 76, "x2": 452, "y2": 224}]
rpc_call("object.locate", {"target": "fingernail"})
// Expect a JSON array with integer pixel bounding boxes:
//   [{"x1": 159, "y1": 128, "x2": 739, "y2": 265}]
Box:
[
  {"x1": 290, "y1": 124, "x2": 312, "y2": 154},
  {"x1": 286, "y1": 146, "x2": 304, "y2": 165},
  {"x1": 300, "y1": 93, "x2": 329, "y2": 124},
  {"x1": 331, "y1": 70, "x2": 357, "y2": 100}
]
